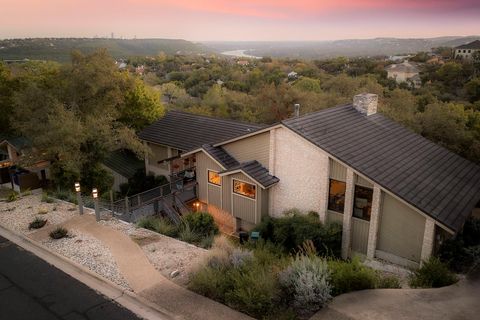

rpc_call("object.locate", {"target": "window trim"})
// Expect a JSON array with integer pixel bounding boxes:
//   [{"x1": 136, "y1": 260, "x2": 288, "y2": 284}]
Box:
[
  {"x1": 232, "y1": 178, "x2": 256, "y2": 200},
  {"x1": 328, "y1": 178, "x2": 346, "y2": 214},
  {"x1": 207, "y1": 169, "x2": 222, "y2": 187}
]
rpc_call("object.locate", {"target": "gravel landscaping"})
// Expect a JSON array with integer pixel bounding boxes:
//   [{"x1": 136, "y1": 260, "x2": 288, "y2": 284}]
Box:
[
  {"x1": 100, "y1": 219, "x2": 208, "y2": 286},
  {"x1": 41, "y1": 229, "x2": 131, "y2": 290},
  {"x1": 0, "y1": 193, "x2": 77, "y2": 235}
]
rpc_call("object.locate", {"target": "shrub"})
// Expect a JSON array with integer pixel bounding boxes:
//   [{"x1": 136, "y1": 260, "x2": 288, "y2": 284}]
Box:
[
  {"x1": 6, "y1": 191, "x2": 18, "y2": 202},
  {"x1": 178, "y1": 223, "x2": 201, "y2": 244},
  {"x1": 224, "y1": 264, "x2": 280, "y2": 318},
  {"x1": 199, "y1": 233, "x2": 216, "y2": 249},
  {"x1": 230, "y1": 248, "x2": 254, "y2": 268},
  {"x1": 253, "y1": 214, "x2": 342, "y2": 257},
  {"x1": 29, "y1": 217, "x2": 47, "y2": 230},
  {"x1": 439, "y1": 217, "x2": 480, "y2": 273},
  {"x1": 279, "y1": 255, "x2": 331, "y2": 314},
  {"x1": 137, "y1": 216, "x2": 178, "y2": 237},
  {"x1": 50, "y1": 189, "x2": 78, "y2": 204},
  {"x1": 328, "y1": 258, "x2": 377, "y2": 296},
  {"x1": 182, "y1": 212, "x2": 219, "y2": 237},
  {"x1": 189, "y1": 265, "x2": 234, "y2": 302},
  {"x1": 37, "y1": 208, "x2": 48, "y2": 215},
  {"x1": 376, "y1": 275, "x2": 401, "y2": 289},
  {"x1": 41, "y1": 193, "x2": 54, "y2": 203},
  {"x1": 409, "y1": 257, "x2": 458, "y2": 288},
  {"x1": 49, "y1": 227, "x2": 68, "y2": 239}
]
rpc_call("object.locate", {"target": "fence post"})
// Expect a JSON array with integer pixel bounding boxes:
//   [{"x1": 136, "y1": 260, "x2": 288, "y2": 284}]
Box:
[
  {"x1": 125, "y1": 196, "x2": 130, "y2": 215},
  {"x1": 109, "y1": 190, "x2": 114, "y2": 216}
]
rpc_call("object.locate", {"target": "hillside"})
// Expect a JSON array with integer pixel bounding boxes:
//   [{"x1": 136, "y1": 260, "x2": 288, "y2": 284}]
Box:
[
  {"x1": 0, "y1": 38, "x2": 209, "y2": 62},
  {"x1": 204, "y1": 36, "x2": 480, "y2": 59}
]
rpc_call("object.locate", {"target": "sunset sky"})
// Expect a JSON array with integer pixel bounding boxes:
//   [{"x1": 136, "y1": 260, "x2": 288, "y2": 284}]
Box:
[{"x1": 2, "y1": 0, "x2": 480, "y2": 41}]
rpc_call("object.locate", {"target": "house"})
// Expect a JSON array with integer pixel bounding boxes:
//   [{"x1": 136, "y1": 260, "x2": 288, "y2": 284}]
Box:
[
  {"x1": 237, "y1": 60, "x2": 249, "y2": 66},
  {"x1": 287, "y1": 71, "x2": 298, "y2": 80},
  {"x1": 164, "y1": 93, "x2": 480, "y2": 268},
  {"x1": 0, "y1": 137, "x2": 51, "y2": 191},
  {"x1": 138, "y1": 111, "x2": 263, "y2": 180},
  {"x1": 454, "y1": 40, "x2": 480, "y2": 60},
  {"x1": 385, "y1": 61, "x2": 421, "y2": 88},
  {"x1": 102, "y1": 149, "x2": 144, "y2": 192}
]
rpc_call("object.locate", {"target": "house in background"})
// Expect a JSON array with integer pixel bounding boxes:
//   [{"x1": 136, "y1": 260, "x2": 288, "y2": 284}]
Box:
[
  {"x1": 138, "y1": 111, "x2": 263, "y2": 181},
  {"x1": 0, "y1": 137, "x2": 51, "y2": 191},
  {"x1": 386, "y1": 61, "x2": 422, "y2": 88},
  {"x1": 102, "y1": 149, "x2": 144, "y2": 192},
  {"x1": 170, "y1": 93, "x2": 480, "y2": 268},
  {"x1": 454, "y1": 40, "x2": 480, "y2": 60}
]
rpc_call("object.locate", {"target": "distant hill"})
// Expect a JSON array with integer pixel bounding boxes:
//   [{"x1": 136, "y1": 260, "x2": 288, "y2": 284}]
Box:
[
  {"x1": 204, "y1": 36, "x2": 480, "y2": 59},
  {"x1": 0, "y1": 38, "x2": 209, "y2": 62}
]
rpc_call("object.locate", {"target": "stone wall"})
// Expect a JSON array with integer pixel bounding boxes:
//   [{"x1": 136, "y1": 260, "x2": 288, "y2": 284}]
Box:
[{"x1": 269, "y1": 127, "x2": 329, "y2": 217}]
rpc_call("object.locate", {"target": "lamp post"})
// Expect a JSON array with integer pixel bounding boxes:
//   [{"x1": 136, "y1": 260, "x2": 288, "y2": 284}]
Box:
[
  {"x1": 75, "y1": 182, "x2": 83, "y2": 215},
  {"x1": 92, "y1": 188, "x2": 100, "y2": 222}
]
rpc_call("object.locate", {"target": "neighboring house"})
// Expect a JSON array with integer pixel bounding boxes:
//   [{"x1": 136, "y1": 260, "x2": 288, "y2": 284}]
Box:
[
  {"x1": 138, "y1": 111, "x2": 263, "y2": 180},
  {"x1": 387, "y1": 55, "x2": 411, "y2": 62},
  {"x1": 454, "y1": 40, "x2": 480, "y2": 60},
  {"x1": 174, "y1": 93, "x2": 480, "y2": 268},
  {"x1": 102, "y1": 150, "x2": 144, "y2": 192},
  {"x1": 385, "y1": 61, "x2": 422, "y2": 88},
  {"x1": 237, "y1": 60, "x2": 249, "y2": 66},
  {"x1": 0, "y1": 137, "x2": 51, "y2": 191},
  {"x1": 287, "y1": 71, "x2": 298, "y2": 80}
]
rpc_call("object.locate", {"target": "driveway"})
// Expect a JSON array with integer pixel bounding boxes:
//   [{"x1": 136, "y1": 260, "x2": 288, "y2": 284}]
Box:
[
  {"x1": 0, "y1": 235, "x2": 143, "y2": 320},
  {"x1": 313, "y1": 271, "x2": 480, "y2": 320}
]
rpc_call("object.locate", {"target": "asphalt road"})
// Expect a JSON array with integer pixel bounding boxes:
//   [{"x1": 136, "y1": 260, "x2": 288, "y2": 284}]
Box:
[{"x1": 0, "y1": 235, "x2": 143, "y2": 320}]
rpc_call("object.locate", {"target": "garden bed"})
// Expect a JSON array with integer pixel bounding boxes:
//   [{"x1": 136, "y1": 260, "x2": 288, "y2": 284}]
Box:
[
  {"x1": 100, "y1": 219, "x2": 208, "y2": 286},
  {"x1": 0, "y1": 193, "x2": 77, "y2": 235},
  {"x1": 41, "y1": 228, "x2": 131, "y2": 290}
]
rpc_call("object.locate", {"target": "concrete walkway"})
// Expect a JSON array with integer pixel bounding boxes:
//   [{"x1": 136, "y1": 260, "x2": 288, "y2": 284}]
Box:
[
  {"x1": 312, "y1": 277, "x2": 480, "y2": 320},
  {"x1": 29, "y1": 214, "x2": 252, "y2": 320}
]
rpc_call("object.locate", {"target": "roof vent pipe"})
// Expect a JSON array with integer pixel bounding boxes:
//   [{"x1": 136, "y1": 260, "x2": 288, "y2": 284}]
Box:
[
  {"x1": 294, "y1": 103, "x2": 300, "y2": 117},
  {"x1": 353, "y1": 93, "x2": 378, "y2": 116}
]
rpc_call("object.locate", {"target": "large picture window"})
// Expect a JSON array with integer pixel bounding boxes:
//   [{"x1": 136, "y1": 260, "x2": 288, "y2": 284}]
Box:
[
  {"x1": 208, "y1": 170, "x2": 221, "y2": 186},
  {"x1": 233, "y1": 180, "x2": 256, "y2": 199},
  {"x1": 328, "y1": 179, "x2": 346, "y2": 213},
  {"x1": 353, "y1": 185, "x2": 373, "y2": 221}
]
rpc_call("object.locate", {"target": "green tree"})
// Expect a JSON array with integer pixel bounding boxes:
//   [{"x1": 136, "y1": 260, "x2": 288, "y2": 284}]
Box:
[{"x1": 12, "y1": 50, "x2": 145, "y2": 190}]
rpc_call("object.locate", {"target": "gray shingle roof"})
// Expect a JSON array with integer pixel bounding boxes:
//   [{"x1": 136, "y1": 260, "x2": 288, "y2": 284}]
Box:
[
  {"x1": 202, "y1": 144, "x2": 239, "y2": 169},
  {"x1": 220, "y1": 160, "x2": 279, "y2": 189},
  {"x1": 283, "y1": 105, "x2": 480, "y2": 232},
  {"x1": 103, "y1": 150, "x2": 144, "y2": 179},
  {"x1": 138, "y1": 111, "x2": 263, "y2": 151},
  {"x1": 455, "y1": 40, "x2": 480, "y2": 50}
]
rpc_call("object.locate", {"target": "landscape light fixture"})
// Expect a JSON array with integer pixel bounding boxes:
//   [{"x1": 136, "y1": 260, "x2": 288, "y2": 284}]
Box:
[
  {"x1": 74, "y1": 182, "x2": 80, "y2": 192},
  {"x1": 92, "y1": 188, "x2": 98, "y2": 199},
  {"x1": 75, "y1": 182, "x2": 84, "y2": 215}
]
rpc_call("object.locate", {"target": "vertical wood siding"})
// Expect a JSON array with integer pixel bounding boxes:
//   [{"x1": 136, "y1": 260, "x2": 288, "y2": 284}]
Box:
[
  {"x1": 356, "y1": 175, "x2": 373, "y2": 188},
  {"x1": 351, "y1": 217, "x2": 370, "y2": 254},
  {"x1": 327, "y1": 211, "x2": 344, "y2": 224},
  {"x1": 207, "y1": 184, "x2": 222, "y2": 208},
  {"x1": 329, "y1": 159, "x2": 347, "y2": 181},
  {"x1": 223, "y1": 132, "x2": 270, "y2": 169},
  {"x1": 231, "y1": 173, "x2": 259, "y2": 224},
  {"x1": 195, "y1": 152, "x2": 222, "y2": 203},
  {"x1": 377, "y1": 193, "x2": 425, "y2": 262}
]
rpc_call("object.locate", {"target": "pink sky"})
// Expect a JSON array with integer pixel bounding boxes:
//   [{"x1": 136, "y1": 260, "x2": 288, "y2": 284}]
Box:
[{"x1": 1, "y1": 0, "x2": 479, "y2": 40}]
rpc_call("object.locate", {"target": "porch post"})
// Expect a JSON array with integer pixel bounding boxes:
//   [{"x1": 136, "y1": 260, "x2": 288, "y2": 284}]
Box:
[
  {"x1": 341, "y1": 168, "x2": 355, "y2": 259},
  {"x1": 367, "y1": 185, "x2": 382, "y2": 259},
  {"x1": 420, "y1": 218, "x2": 436, "y2": 264}
]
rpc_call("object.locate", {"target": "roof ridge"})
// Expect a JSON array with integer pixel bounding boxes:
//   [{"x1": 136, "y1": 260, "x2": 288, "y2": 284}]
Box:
[{"x1": 167, "y1": 109, "x2": 264, "y2": 128}]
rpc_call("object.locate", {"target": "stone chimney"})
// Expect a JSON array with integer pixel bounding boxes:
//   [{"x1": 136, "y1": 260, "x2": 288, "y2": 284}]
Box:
[
  {"x1": 294, "y1": 103, "x2": 300, "y2": 117},
  {"x1": 353, "y1": 93, "x2": 378, "y2": 116}
]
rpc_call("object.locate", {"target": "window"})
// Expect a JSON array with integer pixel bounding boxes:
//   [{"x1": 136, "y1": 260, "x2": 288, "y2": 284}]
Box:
[
  {"x1": 328, "y1": 179, "x2": 346, "y2": 213},
  {"x1": 233, "y1": 180, "x2": 256, "y2": 199},
  {"x1": 208, "y1": 170, "x2": 221, "y2": 186},
  {"x1": 353, "y1": 186, "x2": 373, "y2": 221}
]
